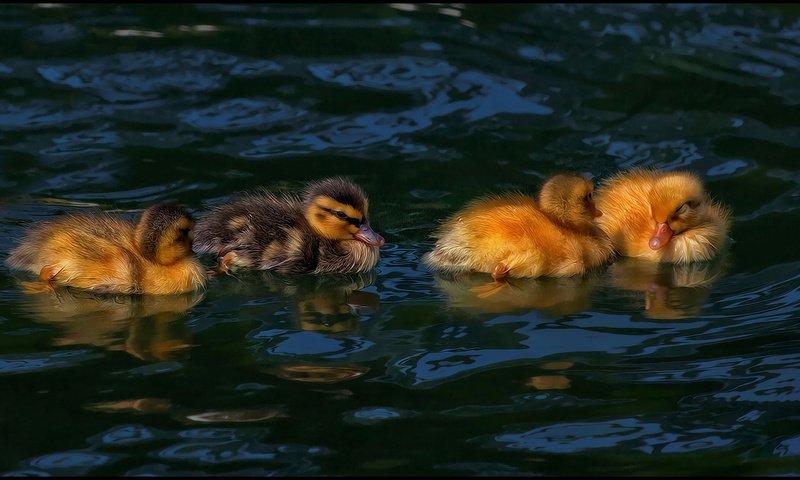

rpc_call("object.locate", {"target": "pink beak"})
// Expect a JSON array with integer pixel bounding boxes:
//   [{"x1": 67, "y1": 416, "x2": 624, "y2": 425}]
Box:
[
  {"x1": 649, "y1": 222, "x2": 673, "y2": 250},
  {"x1": 353, "y1": 222, "x2": 385, "y2": 247}
]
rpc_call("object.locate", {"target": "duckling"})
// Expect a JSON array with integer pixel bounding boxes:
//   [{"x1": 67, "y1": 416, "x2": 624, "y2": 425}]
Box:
[
  {"x1": 423, "y1": 173, "x2": 613, "y2": 279},
  {"x1": 594, "y1": 168, "x2": 732, "y2": 263},
  {"x1": 6, "y1": 204, "x2": 207, "y2": 295},
  {"x1": 192, "y1": 176, "x2": 385, "y2": 275}
]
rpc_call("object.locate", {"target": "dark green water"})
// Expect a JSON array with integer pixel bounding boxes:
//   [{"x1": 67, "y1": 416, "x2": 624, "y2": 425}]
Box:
[{"x1": 1, "y1": 3, "x2": 799, "y2": 476}]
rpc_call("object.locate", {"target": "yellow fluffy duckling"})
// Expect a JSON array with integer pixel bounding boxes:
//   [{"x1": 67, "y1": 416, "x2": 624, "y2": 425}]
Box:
[
  {"x1": 423, "y1": 173, "x2": 613, "y2": 279},
  {"x1": 192, "y1": 176, "x2": 385, "y2": 274},
  {"x1": 594, "y1": 168, "x2": 732, "y2": 263},
  {"x1": 6, "y1": 204, "x2": 206, "y2": 295}
]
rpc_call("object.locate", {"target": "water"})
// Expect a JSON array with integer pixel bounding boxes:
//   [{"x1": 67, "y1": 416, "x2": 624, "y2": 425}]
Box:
[{"x1": 1, "y1": 3, "x2": 799, "y2": 476}]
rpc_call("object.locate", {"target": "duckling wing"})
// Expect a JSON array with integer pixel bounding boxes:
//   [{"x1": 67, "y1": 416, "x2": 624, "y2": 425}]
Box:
[
  {"x1": 7, "y1": 214, "x2": 141, "y2": 294},
  {"x1": 193, "y1": 192, "x2": 310, "y2": 270}
]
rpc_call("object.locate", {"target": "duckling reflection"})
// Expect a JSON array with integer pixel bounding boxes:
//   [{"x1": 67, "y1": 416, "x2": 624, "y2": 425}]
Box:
[
  {"x1": 21, "y1": 287, "x2": 203, "y2": 360},
  {"x1": 245, "y1": 270, "x2": 379, "y2": 333},
  {"x1": 606, "y1": 255, "x2": 729, "y2": 319},
  {"x1": 263, "y1": 363, "x2": 370, "y2": 384},
  {"x1": 526, "y1": 361, "x2": 575, "y2": 391},
  {"x1": 435, "y1": 272, "x2": 600, "y2": 317},
  {"x1": 86, "y1": 397, "x2": 287, "y2": 424}
]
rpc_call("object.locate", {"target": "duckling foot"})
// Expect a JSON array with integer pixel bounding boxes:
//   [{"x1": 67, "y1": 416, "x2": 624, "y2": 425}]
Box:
[
  {"x1": 491, "y1": 262, "x2": 510, "y2": 281},
  {"x1": 39, "y1": 264, "x2": 62, "y2": 282},
  {"x1": 21, "y1": 264, "x2": 63, "y2": 295},
  {"x1": 209, "y1": 251, "x2": 245, "y2": 282},
  {"x1": 210, "y1": 251, "x2": 238, "y2": 276}
]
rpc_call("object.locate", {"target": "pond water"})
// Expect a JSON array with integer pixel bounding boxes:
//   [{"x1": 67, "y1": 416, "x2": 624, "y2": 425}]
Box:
[{"x1": 1, "y1": 3, "x2": 799, "y2": 476}]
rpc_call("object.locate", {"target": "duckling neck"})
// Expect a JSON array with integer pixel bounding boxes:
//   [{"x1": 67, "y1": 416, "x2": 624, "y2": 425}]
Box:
[{"x1": 540, "y1": 208, "x2": 596, "y2": 236}]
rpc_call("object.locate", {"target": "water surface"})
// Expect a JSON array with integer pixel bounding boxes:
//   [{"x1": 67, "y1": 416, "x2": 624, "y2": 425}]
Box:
[{"x1": 1, "y1": 3, "x2": 800, "y2": 476}]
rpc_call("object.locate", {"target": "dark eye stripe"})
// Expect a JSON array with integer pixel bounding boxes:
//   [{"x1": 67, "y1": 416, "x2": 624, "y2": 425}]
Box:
[{"x1": 318, "y1": 206, "x2": 362, "y2": 226}]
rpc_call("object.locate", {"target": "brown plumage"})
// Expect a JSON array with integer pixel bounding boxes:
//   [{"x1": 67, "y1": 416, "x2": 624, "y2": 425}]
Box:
[
  {"x1": 6, "y1": 204, "x2": 206, "y2": 295},
  {"x1": 423, "y1": 173, "x2": 613, "y2": 279},
  {"x1": 192, "y1": 176, "x2": 384, "y2": 274},
  {"x1": 594, "y1": 168, "x2": 732, "y2": 263}
]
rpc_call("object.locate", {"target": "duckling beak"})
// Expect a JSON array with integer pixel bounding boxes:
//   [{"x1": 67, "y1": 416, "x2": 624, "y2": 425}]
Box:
[
  {"x1": 354, "y1": 222, "x2": 385, "y2": 247},
  {"x1": 649, "y1": 222, "x2": 673, "y2": 250}
]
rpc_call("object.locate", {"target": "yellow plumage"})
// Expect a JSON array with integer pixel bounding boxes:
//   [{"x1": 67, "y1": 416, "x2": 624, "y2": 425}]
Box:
[
  {"x1": 424, "y1": 174, "x2": 613, "y2": 279},
  {"x1": 594, "y1": 168, "x2": 732, "y2": 263},
  {"x1": 6, "y1": 204, "x2": 206, "y2": 295}
]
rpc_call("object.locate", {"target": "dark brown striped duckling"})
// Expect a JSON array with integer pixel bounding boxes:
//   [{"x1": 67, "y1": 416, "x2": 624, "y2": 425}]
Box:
[{"x1": 192, "y1": 176, "x2": 385, "y2": 275}]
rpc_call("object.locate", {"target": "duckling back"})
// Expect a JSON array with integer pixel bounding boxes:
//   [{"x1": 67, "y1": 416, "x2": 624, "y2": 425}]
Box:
[
  {"x1": 7, "y1": 213, "x2": 142, "y2": 294},
  {"x1": 192, "y1": 191, "x2": 321, "y2": 272}
]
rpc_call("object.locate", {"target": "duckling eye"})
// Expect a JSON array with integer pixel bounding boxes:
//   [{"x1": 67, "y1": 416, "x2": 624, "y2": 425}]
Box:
[
  {"x1": 333, "y1": 210, "x2": 348, "y2": 220},
  {"x1": 675, "y1": 200, "x2": 698, "y2": 215}
]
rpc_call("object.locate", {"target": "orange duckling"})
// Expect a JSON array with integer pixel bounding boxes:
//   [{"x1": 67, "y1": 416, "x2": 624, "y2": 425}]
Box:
[
  {"x1": 594, "y1": 168, "x2": 732, "y2": 263},
  {"x1": 423, "y1": 173, "x2": 613, "y2": 279},
  {"x1": 6, "y1": 204, "x2": 206, "y2": 295}
]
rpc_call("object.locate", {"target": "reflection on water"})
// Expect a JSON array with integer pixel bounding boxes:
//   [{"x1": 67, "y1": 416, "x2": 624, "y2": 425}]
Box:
[
  {"x1": 434, "y1": 273, "x2": 600, "y2": 317},
  {"x1": 1, "y1": 2, "x2": 800, "y2": 477},
  {"x1": 216, "y1": 270, "x2": 379, "y2": 333},
  {"x1": 20, "y1": 288, "x2": 203, "y2": 360},
  {"x1": 87, "y1": 398, "x2": 287, "y2": 425},
  {"x1": 265, "y1": 271, "x2": 378, "y2": 333},
  {"x1": 606, "y1": 255, "x2": 729, "y2": 319},
  {"x1": 262, "y1": 364, "x2": 370, "y2": 384},
  {"x1": 251, "y1": 272, "x2": 376, "y2": 384}
]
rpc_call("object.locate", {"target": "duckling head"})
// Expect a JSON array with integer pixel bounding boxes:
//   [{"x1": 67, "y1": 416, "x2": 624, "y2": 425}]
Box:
[
  {"x1": 302, "y1": 177, "x2": 385, "y2": 247},
  {"x1": 647, "y1": 172, "x2": 707, "y2": 250},
  {"x1": 538, "y1": 173, "x2": 602, "y2": 233},
  {"x1": 135, "y1": 204, "x2": 196, "y2": 265}
]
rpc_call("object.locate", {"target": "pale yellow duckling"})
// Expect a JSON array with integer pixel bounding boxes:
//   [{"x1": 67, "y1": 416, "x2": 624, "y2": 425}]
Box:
[{"x1": 6, "y1": 204, "x2": 206, "y2": 295}]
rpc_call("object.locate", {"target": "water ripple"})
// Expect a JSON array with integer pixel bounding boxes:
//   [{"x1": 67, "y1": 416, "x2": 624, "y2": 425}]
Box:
[
  {"x1": 88, "y1": 424, "x2": 168, "y2": 447},
  {"x1": 23, "y1": 450, "x2": 121, "y2": 476},
  {"x1": 308, "y1": 56, "x2": 457, "y2": 98},
  {"x1": 342, "y1": 406, "x2": 420, "y2": 425},
  {"x1": 37, "y1": 48, "x2": 277, "y2": 102},
  {"x1": 0, "y1": 349, "x2": 103, "y2": 375},
  {"x1": 0, "y1": 101, "x2": 110, "y2": 130},
  {"x1": 180, "y1": 98, "x2": 306, "y2": 131},
  {"x1": 156, "y1": 439, "x2": 327, "y2": 465},
  {"x1": 241, "y1": 68, "x2": 551, "y2": 158},
  {"x1": 492, "y1": 417, "x2": 737, "y2": 454}
]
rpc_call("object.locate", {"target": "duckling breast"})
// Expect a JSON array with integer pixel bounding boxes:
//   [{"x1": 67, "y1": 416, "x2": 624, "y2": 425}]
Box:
[{"x1": 314, "y1": 240, "x2": 380, "y2": 274}]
